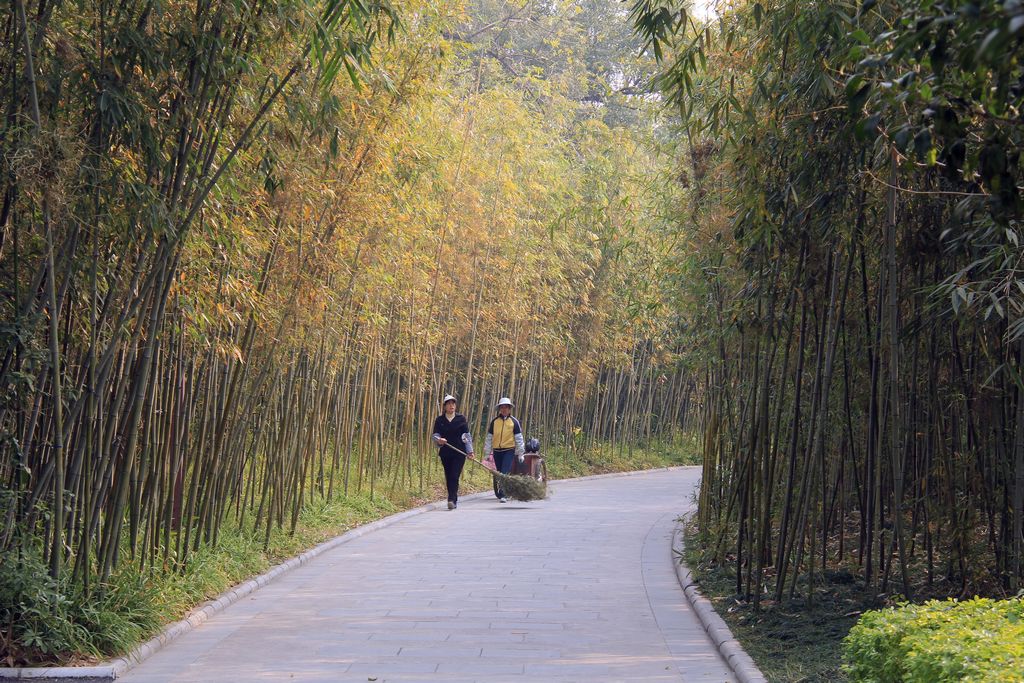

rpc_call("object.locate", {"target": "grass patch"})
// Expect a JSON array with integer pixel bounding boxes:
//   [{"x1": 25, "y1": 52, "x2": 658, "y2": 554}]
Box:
[{"x1": 680, "y1": 518, "x2": 882, "y2": 683}]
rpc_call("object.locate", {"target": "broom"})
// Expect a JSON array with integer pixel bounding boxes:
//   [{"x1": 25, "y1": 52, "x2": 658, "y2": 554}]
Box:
[{"x1": 444, "y1": 444, "x2": 547, "y2": 502}]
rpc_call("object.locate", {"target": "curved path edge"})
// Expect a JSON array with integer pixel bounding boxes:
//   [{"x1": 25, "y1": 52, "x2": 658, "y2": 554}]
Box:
[
  {"x1": 2, "y1": 465, "x2": 687, "y2": 681},
  {"x1": 671, "y1": 518, "x2": 768, "y2": 683}
]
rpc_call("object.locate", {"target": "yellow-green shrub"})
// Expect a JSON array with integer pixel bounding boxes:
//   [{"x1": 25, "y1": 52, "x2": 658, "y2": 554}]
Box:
[{"x1": 842, "y1": 597, "x2": 1024, "y2": 682}]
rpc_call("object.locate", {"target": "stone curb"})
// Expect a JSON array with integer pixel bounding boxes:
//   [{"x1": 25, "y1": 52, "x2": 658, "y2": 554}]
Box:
[
  {"x1": 671, "y1": 520, "x2": 769, "y2": 683},
  {"x1": 1, "y1": 465, "x2": 693, "y2": 680}
]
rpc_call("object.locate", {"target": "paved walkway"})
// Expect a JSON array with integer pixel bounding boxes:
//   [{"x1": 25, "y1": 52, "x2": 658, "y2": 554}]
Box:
[{"x1": 120, "y1": 467, "x2": 734, "y2": 682}]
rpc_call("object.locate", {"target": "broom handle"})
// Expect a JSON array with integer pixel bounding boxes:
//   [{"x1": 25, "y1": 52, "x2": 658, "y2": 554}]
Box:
[
  {"x1": 439, "y1": 442, "x2": 471, "y2": 458},
  {"x1": 441, "y1": 443, "x2": 506, "y2": 477}
]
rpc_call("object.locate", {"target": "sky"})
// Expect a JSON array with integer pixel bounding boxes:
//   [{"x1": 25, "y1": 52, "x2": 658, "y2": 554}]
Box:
[{"x1": 689, "y1": 0, "x2": 721, "y2": 21}]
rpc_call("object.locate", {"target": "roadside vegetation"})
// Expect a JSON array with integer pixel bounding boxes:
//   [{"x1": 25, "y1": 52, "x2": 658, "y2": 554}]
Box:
[
  {"x1": 639, "y1": 0, "x2": 1024, "y2": 679},
  {"x1": 683, "y1": 516, "x2": 871, "y2": 683}
]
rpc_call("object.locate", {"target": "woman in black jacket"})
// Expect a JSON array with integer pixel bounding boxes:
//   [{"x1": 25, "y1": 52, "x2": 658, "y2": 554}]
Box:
[{"x1": 432, "y1": 394, "x2": 475, "y2": 509}]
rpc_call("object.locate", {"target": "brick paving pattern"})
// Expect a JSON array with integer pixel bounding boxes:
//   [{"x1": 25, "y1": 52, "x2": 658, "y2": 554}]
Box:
[{"x1": 120, "y1": 467, "x2": 734, "y2": 682}]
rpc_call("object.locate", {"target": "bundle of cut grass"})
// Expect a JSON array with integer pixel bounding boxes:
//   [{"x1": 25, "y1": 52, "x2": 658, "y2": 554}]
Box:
[
  {"x1": 453, "y1": 447, "x2": 548, "y2": 501},
  {"x1": 492, "y1": 470, "x2": 547, "y2": 501}
]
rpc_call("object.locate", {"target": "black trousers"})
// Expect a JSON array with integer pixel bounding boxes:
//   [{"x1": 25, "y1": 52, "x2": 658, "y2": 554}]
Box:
[{"x1": 439, "y1": 452, "x2": 466, "y2": 503}]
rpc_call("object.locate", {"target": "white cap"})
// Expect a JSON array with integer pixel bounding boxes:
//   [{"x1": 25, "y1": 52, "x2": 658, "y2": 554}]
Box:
[
  {"x1": 443, "y1": 394, "x2": 457, "y2": 405},
  {"x1": 495, "y1": 397, "x2": 514, "y2": 408}
]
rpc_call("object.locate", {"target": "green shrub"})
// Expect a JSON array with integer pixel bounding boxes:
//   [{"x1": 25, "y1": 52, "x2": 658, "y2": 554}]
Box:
[
  {"x1": 0, "y1": 544, "x2": 164, "y2": 664},
  {"x1": 843, "y1": 597, "x2": 1024, "y2": 683},
  {"x1": 0, "y1": 547, "x2": 92, "y2": 661}
]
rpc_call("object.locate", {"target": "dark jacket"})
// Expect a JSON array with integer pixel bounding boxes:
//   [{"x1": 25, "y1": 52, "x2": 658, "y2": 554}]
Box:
[{"x1": 432, "y1": 413, "x2": 474, "y2": 458}]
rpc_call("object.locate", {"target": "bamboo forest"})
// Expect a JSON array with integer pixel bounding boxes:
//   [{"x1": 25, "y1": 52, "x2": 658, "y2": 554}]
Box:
[{"x1": 2, "y1": 0, "x2": 1023, "y2": 679}]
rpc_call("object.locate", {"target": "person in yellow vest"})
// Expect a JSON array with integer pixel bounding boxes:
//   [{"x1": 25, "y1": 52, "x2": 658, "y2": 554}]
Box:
[{"x1": 483, "y1": 397, "x2": 525, "y2": 503}]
